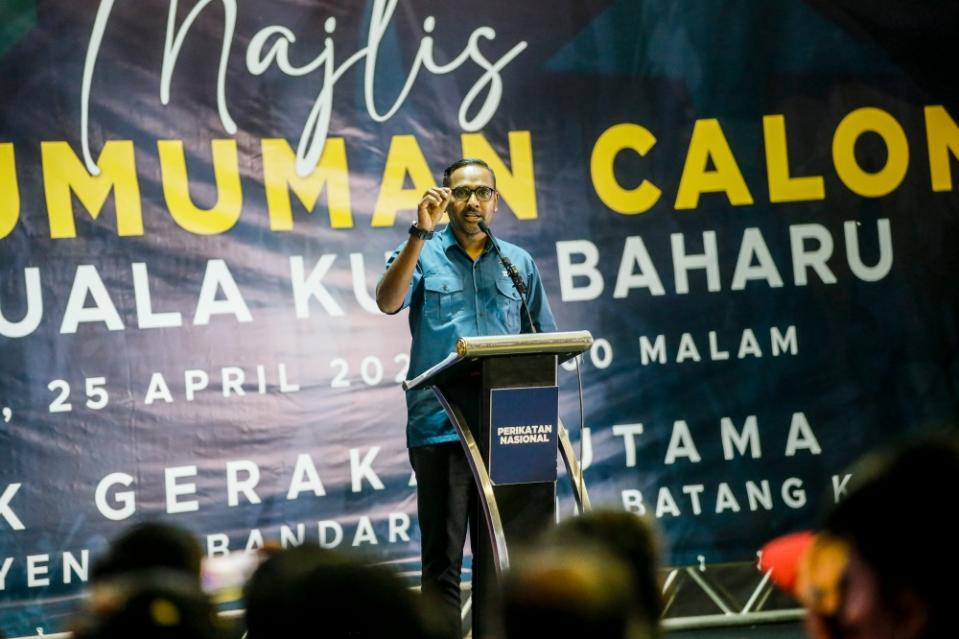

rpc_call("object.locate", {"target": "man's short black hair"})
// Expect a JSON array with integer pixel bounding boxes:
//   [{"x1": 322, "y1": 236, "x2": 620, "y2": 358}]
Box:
[{"x1": 442, "y1": 158, "x2": 496, "y2": 187}]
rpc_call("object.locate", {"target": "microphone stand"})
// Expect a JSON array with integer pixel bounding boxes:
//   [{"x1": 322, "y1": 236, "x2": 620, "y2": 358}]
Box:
[{"x1": 478, "y1": 220, "x2": 537, "y2": 333}]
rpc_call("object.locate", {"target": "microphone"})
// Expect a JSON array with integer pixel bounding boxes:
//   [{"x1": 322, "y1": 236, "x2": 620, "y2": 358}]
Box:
[{"x1": 478, "y1": 220, "x2": 536, "y2": 333}]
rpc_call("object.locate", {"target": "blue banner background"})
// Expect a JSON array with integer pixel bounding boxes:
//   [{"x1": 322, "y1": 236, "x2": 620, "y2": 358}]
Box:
[{"x1": 1, "y1": 1, "x2": 957, "y2": 635}]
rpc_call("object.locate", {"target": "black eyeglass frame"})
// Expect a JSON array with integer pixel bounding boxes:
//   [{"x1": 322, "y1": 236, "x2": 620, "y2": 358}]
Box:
[{"x1": 450, "y1": 185, "x2": 497, "y2": 202}]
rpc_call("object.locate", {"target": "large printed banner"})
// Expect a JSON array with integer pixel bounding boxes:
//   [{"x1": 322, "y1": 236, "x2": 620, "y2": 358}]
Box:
[{"x1": 2, "y1": 0, "x2": 958, "y2": 634}]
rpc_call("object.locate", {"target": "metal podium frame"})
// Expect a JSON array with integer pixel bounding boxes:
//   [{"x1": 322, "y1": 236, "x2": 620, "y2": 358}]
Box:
[{"x1": 403, "y1": 330, "x2": 594, "y2": 577}]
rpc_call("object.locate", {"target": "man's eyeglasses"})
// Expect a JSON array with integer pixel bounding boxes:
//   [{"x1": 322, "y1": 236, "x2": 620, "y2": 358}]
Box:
[{"x1": 451, "y1": 186, "x2": 496, "y2": 202}]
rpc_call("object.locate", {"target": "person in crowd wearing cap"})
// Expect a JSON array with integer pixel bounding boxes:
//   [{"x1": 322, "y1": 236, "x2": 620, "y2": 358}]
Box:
[{"x1": 762, "y1": 432, "x2": 959, "y2": 639}]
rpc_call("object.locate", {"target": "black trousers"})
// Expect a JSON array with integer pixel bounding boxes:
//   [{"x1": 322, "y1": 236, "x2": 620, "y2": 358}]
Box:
[{"x1": 409, "y1": 442, "x2": 478, "y2": 639}]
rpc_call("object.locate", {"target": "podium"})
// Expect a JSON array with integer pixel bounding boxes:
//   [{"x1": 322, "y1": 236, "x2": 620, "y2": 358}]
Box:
[{"x1": 404, "y1": 331, "x2": 593, "y2": 637}]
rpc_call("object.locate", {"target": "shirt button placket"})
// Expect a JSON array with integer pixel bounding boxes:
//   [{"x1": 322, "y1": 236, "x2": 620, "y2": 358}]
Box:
[{"x1": 473, "y1": 259, "x2": 483, "y2": 333}]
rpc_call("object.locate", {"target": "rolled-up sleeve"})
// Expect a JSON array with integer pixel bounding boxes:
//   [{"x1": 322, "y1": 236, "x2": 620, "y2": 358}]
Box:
[{"x1": 380, "y1": 241, "x2": 421, "y2": 313}]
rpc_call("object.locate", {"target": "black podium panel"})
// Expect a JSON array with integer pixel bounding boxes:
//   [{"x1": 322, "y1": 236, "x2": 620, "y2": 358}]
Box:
[{"x1": 473, "y1": 355, "x2": 557, "y2": 637}]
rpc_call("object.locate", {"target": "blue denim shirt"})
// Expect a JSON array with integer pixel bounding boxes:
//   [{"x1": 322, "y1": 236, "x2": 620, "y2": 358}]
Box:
[{"x1": 383, "y1": 224, "x2": 557, "y2": 448}]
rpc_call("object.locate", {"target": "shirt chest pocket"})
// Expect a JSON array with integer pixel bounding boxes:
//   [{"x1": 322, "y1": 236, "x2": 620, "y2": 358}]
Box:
[
  {"x1": 494, "y1": 278, "x2": 522, "y2": 332},
  {"x1": 423, "y1": 275, "x2": 465, "y2": 321}
]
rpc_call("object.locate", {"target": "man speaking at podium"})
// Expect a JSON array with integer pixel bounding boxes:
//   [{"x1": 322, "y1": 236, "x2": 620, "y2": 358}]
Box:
[{"x1": 376, "y1": 158, "x2": 556, "y2": 638}]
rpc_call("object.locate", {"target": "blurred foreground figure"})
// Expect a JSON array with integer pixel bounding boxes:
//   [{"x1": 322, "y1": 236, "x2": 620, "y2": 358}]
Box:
[
  {"x1": 501, "y1": 509, "x2": 663, "y2": 639},
  {"x1": 547, "y1": 510, "x2": 663, "y2": 638},
  {"x1": 765, "y1": 433, "x2": 959, "y2": 639},
  {"x1": 244, "y1": 543, "x2": 435, "y2": 639},
  {"x1": 73, "y1": 522, "x2": 222, "y2": 639},
  {"x1": 501, "y1": 546, "x2": 637, "y2": 639},
  {"x1": 72, "y1": 571, "x2": 220, "y2": 639},
  {"x1": 91, "y1": 521, "x2": 203, "y2": 584}
]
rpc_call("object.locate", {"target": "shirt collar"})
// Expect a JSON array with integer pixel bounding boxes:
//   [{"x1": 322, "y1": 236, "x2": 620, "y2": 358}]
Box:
[{"x1": 440, "y1": 224, "x2": 459, "y2": 252}]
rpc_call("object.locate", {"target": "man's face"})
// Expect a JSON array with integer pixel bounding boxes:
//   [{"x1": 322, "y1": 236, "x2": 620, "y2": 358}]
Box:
[{"x1": 446, "y1": 164, "x2": 498, "y2": 239}]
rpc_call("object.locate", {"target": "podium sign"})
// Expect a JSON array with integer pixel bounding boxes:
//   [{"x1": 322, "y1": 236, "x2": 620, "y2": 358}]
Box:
[{"x1": 489, "y1": 386, "x2": 559, "y2": 485}]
